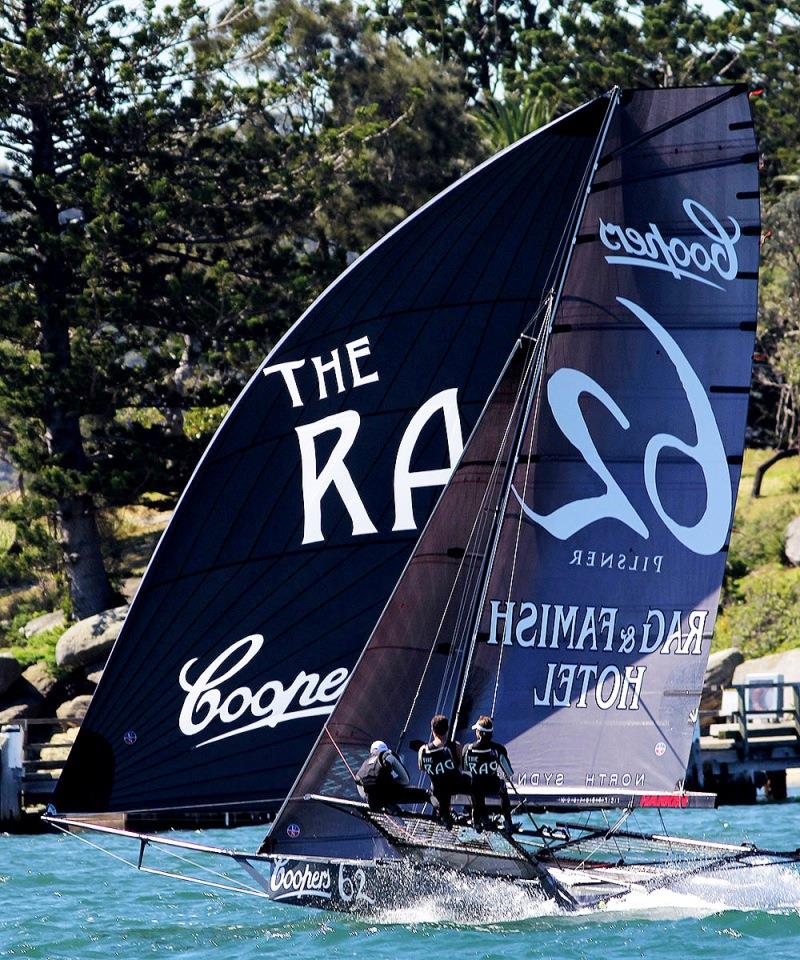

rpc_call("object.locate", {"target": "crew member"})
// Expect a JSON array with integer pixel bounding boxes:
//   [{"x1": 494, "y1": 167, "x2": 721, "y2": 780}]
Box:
[
  {"x1": 462, "y1": 715, "x2": 514, "y2": 834},
  {"x1": 418, "y1": 714, "x2": 472, "y2": 828},
  {"x1": 355, "y1": 740, "x2": 429, "y2": 813}
]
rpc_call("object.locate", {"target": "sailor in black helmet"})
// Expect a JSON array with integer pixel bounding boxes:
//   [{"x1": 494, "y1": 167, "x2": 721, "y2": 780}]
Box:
[
  {"x1": 355, "y1": 740, "x2": 429, "y2": 813},
  {"x1": 462, "y1": 715, "x2": 514, "y2": 834},
  {"x1": 418, "y1": 714, "x2": 472, "y2": 828}
]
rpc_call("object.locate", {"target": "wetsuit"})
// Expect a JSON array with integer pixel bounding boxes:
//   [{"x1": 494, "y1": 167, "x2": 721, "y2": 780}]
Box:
[
  {"x1": 462, "y1": 738, "x2": 513, "y2": 832},
  {"x1": 418, "y1": 739, "x2": 471, "y2": 825},
  {"x1": 355, "y1": 749, "x2": 429, "y2": 812}
]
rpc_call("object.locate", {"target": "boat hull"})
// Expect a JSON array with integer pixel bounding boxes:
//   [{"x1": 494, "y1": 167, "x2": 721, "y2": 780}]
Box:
[{"x1": 259, "y1": 853, "x2": 640, "y2": 912}]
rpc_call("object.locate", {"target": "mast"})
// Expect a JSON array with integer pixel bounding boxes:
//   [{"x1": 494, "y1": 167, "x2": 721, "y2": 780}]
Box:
[{"x1": 451, "y1": 88, "x2": 621, "y2": 733}]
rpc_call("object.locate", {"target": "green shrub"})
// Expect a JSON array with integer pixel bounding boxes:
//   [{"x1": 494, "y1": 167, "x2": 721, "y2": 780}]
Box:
[
  {"x1": 715, "y1": 564, "x2": 800, "y2": 659},
  {"x1": 727, "y1": 497, "x2": 800, "y2": 575},
  {"x1": 0, "y1": 518, "x2": 14, "y2": 553},
  {"x1": 9, "y1": 623, "x2": 66, "y2": 671}
]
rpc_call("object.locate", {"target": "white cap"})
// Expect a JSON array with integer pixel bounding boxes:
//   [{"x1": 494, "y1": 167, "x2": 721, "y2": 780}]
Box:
[{"x1": 370, "y1": 740, "x2": 389, "y2": 755}]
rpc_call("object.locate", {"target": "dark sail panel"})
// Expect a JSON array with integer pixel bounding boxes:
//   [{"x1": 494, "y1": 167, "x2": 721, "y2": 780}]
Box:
[
  {"x1": 54, "y1": 99, "x2": 609, "y2": 813},
  {"x1": 461, "y1": 87, "x2": 759, "y2": 795},
  {"x1": 267, "y1": 348, "x2": 532, "y2": 859}
]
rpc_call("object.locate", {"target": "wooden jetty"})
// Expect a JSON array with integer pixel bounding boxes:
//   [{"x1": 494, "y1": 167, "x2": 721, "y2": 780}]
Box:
[{"x1": 687, "y1": 679, "x2": 800, "y2": 803}]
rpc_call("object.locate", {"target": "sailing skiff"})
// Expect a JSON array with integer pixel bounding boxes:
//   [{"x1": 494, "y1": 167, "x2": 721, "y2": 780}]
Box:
[{"x1": 45, "y1": 84, "x2": 800, "y2": 913}]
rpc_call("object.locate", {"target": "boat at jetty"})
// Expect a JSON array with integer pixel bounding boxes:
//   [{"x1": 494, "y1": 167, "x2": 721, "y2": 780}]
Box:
[{"x1": 45, "y1": 84, "x2": 800, "y2": 912}]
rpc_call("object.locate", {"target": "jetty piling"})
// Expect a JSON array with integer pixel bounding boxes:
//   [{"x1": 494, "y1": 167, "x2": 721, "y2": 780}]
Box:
[{"x1": 0, "y1": 724, "x2": 23, "y2": 822}]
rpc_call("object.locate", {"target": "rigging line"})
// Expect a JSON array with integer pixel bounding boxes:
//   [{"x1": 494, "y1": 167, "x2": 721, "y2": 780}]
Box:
[
  {"x1": 435, "y1": 335, "x2": 543, "y2": 718},
  {"x1": 49, "y1": 821, "x2": 146, "y2": 871},
  {"x1": 599, "y1": 85, "x2": 743, "y2": 167},
  {"x1": 326, "y1": 727, "x2": 357, "y2": 781},
  {"x1": 396, "y1": 337, "x2": 537, "y2": 746},
  {"x1": 150, "y1": 844, "x2": 265, "y2": 896},
  {"x1": 657, "y1": 809, "x2": 674, "y2": 858},
  {"x1": 451, "y1": 335, "x2": 543, "y2": 734},
  {"x1": 490, "y1": 301, "x2": 551, "y2": 714},
  {"x1": 432, "y1": 336, "x2": 543, "y2": 717},
  {"x1": 453, "y1": 89, "x2": 621, "y2": 735}
]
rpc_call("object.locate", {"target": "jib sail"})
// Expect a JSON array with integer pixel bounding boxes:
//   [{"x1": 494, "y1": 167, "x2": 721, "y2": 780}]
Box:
[{"x1": 53, "y1": 98, "x2": 609, "y2": 814}]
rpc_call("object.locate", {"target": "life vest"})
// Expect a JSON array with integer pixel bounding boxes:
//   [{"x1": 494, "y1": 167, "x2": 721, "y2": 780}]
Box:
[
  {"x1": 463, "y1": 741, "x2": 502, "y2": 788},
  {"x1": 355, "y1": 750, "x2": 393, "y2": 791},
  {"x1": 420, "y1": 741, "x2": 458, "y2": 784}
]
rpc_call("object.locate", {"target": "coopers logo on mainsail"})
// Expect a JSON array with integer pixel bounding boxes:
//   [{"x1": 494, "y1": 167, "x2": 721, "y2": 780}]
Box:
[
  {"x1": 178, "y1": 634, "x2": 350, "y2": 746},
  {"x1": 599, "y1": 198, "x2": 741, "y2": 290}
]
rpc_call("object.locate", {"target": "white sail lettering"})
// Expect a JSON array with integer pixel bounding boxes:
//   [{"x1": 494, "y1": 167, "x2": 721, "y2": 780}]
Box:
[
  {"x1": 178, "y1": 634, "x2": 350, "y2": 746},
  {"x1": 640, "y1": 609, "x2": 665, "y2": 653},
  {"x1": 600, "y1": 198, "x2": 740, "y2": 289},
  {"x1": 296, "y1": 411, "x2": 377, "y2": 545},
  {"x1": 514, "y1": 298, "x2": 731, "y2": 555},
  {"x1": 513, "y1": 367, "x2": 648, "y2": 541},
  {"x1": 262, "y1": 358, "x2": 305, "y2": 407},
  {"x1": 262, "y1": 336, "x2": 380, "y2": 408},
  {"x1": 311, "y1": 348, "x2": 346, "y2": 400},
  {"x1": 596, "y1": 665, "x2": 622, "y2": 710},
  {"x1": 532, "y1": 661, "x2": 647, "y2": 710},
  {"x1": 488, "y1": 599, "x2": 515, "y2": 645},
  {"x1": 346, "y1": 336, "x2": 380, "y2": 388},
  {"x1": 392, "y1": 388, "x2": 463, "y2": 532},
  {"x1": 516, "y1": 601, "x2": 538, "y2": 646}
]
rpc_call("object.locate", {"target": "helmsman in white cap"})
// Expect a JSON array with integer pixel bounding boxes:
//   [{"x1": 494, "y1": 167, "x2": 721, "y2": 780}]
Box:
[{"x1": 354, "y1": 740, "x2": 429, "y2": 813}]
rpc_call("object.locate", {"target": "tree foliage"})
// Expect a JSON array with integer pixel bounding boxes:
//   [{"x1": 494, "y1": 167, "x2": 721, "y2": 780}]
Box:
[{"x1": 2, "y1": 0, "x2": 800, "y2": 622}]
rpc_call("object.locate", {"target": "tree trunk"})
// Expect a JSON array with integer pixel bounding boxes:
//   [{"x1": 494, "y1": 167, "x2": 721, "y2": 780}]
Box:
[
  {"x1": 56, "y1": 494, "x2": 117, "y2": 619},
  {"x1": 28, "y1": 41, "x2": 116, "y2": 620},
  {"x1": 751, "y1": 448, "x2": 798, "y2": 498}
]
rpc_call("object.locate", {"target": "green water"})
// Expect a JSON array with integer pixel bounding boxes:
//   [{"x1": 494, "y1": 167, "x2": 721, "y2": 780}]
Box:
[{"x1": 2, "y1": 800, "x2": 800, "y2": 959}]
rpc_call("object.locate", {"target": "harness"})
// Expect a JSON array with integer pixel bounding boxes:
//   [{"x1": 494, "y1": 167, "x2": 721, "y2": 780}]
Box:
[
  {"x1": 463, "y1": 741, "x2": 502, "y2": 788},
  {"x1": 420, "y1": 741, "x2": 458, "y2": 783},
  {"x1": 355, "y1": 750, "x2": 393, "y2": 791}
]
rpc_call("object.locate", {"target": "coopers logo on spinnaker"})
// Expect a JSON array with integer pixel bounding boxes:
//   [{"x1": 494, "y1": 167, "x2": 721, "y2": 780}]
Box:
[
  {"x1": 599, "y1": 198, "x2": 741, "y2": 290},
  {"x1": 178, "y1": 634, "x2": 350, "y2": 746}
]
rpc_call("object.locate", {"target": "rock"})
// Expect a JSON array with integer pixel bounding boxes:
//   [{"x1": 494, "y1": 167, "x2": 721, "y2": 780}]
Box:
[
  {"x1": 85, "y1": 666, "x2": 104, "y2": 687},
  {"x1": 700, "y1": 648, "x2": 744, "y2": 727},
  {"x1": 716, "y1": 650, "x2": 800, "y2": 717},
  {"x1": 55, "y1": 605, "x2": 128, "y2": 670},
  {"x1": 40, "y1": 727, "x2": 78, "y2": 766},
  {"x1": 20, "y1": 610, "x2": 65, "y2": 639},
  {"x1": 0, "y1": 674, "x2": 44, "y2": 723},
  {"x1": 732, "y1": 649, "x2": 800, "y2": 684},
  {"x1": 22, "y1": 661, "x2": 57, "y2": 699},
  {"x1": 786, "y1": 517, "x2": 800, "y2": 566},
  {"x1": 120, "y1": 577, "x2": 141, "y2": 601},
  {"x1": 0, "y1": 651, "x2": 22, "y2": 697},
  {"x1": 0, "y1": 703, "x2": 34, "y2": 724},
  {"x1": 56, "y1": 694, "x2": 93, "y2": 723}
]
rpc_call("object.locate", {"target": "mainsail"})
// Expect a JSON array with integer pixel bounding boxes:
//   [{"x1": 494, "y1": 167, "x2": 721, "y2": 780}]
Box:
[
  {"x1": 464, "y1": 85, "x2": 759, "y2": 797},
  {"x1": 267, "y1": 85, "x2": 758, "y2": 857},
  {"x1": 53, "y1": 98, "x2": 610, "y2": 814}
]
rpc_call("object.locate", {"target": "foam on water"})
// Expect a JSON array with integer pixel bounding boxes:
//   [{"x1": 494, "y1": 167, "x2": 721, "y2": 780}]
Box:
[
  {"x1": 368, "y1": 861, "x2": 800, "y2": 927},
  {"x1": 374, "y1": 871, "x2": 558, "y2": 925}
]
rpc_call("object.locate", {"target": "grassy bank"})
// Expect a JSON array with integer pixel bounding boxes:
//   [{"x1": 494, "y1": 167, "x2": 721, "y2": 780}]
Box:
[{"x1": 716, "y1": 449, "x2": 800, "y2": 658}]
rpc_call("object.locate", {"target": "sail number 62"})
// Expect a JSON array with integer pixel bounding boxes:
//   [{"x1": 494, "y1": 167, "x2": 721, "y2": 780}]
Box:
[{"x1": 513, "y1": 297, "x2": 732, "y2": 556}]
